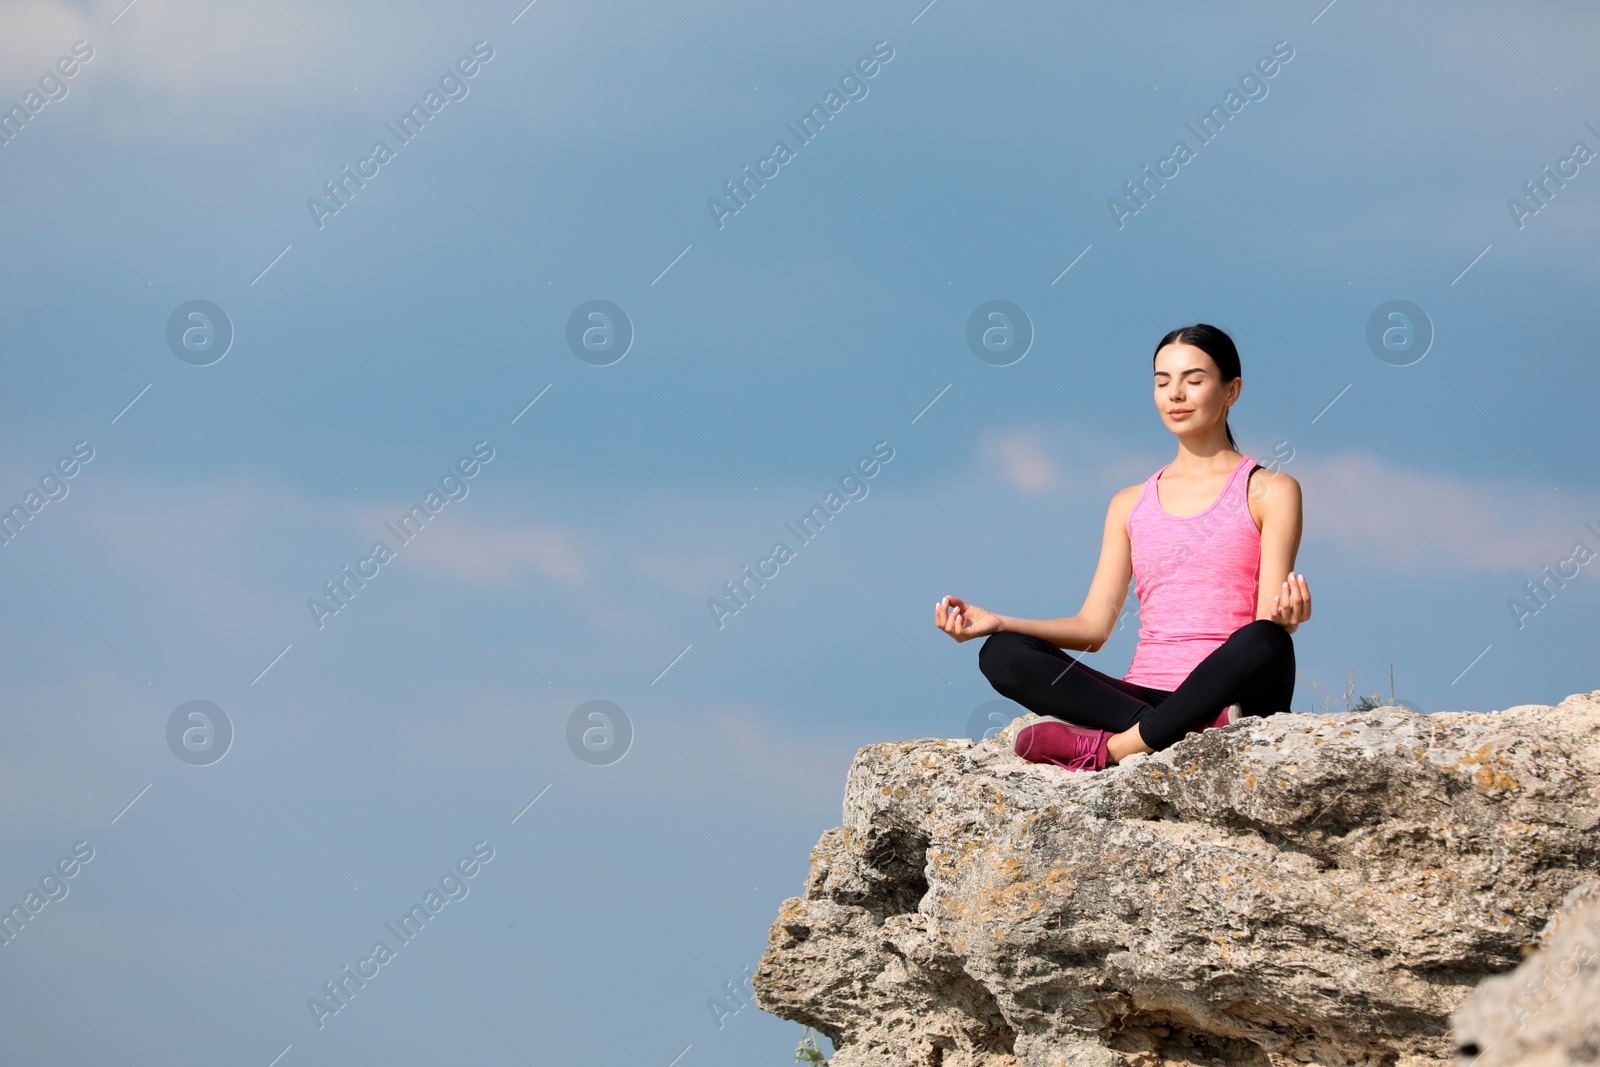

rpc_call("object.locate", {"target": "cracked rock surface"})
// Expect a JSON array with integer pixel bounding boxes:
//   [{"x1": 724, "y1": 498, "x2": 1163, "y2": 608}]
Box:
[
  {"x1": 753, "y1": 693, "x2": 1600, "y2": 1067},
  {"x1": 1452, "y1": 876, "x2": 1600, "y2": 1067}
]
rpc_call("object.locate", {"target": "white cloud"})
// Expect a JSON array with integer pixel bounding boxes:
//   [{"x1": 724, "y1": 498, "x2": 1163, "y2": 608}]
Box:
[
  {"x1": 0, "y1": 0, "x2": 91, "y2": 73},
  {"x1": 979, "y1": 428, "x2": 1065, "y2": 496},
  {"x1": 71, "y1": 471, "x2": 322, "y2": 624},
  {"x1": 1295, "y1": 451, "x2": 1585, "y2": 572},
  {"x1": 959, "y1": 425, "x2": 1590, "y2": 575},
  {"x1": 626, "y1": 550, "x2": 738, "y2": 596},
  {"x1": 1, "y1": 0, "x2": 371, "y2": 140},
  {"x1": 17, "y1": 437, "x2": 1591, "y2": 656},
  {"x1": 397, "y1": 514, "x2": 591, "y2": 587}
]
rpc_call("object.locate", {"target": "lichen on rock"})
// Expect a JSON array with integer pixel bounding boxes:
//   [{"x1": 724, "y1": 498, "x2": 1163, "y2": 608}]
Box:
[{"x1": 754, "y1": 692, "x2": 1600, "y2": 1067}]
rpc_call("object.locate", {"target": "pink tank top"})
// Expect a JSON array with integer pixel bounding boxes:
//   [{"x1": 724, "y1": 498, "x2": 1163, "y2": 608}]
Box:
[{"x1": 1123, "y1": 454, "x2": 1262, "y2": 691}]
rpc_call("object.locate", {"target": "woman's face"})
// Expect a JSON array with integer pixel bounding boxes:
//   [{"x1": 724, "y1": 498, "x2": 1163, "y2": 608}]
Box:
[{"x1": 1153, "y1": 343, "x2": 1238, "y2": 438}]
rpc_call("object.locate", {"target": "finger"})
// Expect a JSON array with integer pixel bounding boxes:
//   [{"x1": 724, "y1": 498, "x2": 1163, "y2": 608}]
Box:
[
  {"x1": 1288, "y1": 580, "x2": 1308, "y2": 622},
  {"x1": 940, "y1": 595, "x2": 958, "y2": 624}
]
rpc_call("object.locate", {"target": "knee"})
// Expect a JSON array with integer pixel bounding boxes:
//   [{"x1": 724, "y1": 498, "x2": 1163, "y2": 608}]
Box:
[
  {"x1": 977, "y1": 631, "x2": 1029, "y2": 691},
  {"x1": 1234, "y1": 619, "x2": 1293, "y2": 662}
]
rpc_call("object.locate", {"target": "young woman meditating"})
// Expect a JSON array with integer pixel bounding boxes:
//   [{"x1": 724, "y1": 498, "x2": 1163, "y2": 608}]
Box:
[{"x1": 934, "y1": 323, "x2": 1309, "y2": 772}]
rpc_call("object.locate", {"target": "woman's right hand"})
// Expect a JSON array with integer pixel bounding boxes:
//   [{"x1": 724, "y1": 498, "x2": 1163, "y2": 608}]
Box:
[
  {"x1": 1266, "y1": 571, "x2": 1311, "y2": 633},
  {"x1": 935, "y1": 595, "x2": 1002, "y2": 642}
]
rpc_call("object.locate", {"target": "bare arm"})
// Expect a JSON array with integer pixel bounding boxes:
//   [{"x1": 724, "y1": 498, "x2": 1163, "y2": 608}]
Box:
[
  {"x1": 935, "y1": 485, "x2": 1138, "y2": 651},
  {"x1": 1250, "y1": 467, "x2": 1309, "y2": 632}
]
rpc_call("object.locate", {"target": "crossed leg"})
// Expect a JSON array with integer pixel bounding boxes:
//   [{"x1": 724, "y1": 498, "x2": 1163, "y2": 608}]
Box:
[{"x1": 978, "y1": 619, "x2": 1296, "y2": 763}]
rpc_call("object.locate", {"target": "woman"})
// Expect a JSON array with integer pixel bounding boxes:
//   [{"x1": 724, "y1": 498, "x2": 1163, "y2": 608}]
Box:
[{"x1": 934, "y1": 323, "x2": 1309, "y2": 772}]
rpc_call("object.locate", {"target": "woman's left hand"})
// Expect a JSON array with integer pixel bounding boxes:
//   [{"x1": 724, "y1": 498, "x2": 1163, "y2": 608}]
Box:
[{"x1": 1268, "y1": 571, "x2": 1311, "y2": 632}]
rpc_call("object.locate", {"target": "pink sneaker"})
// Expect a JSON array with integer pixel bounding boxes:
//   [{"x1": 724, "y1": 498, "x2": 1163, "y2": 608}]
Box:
[
  {"x1": 1203, "y1": 704, "x2": 1241, "y2": 731},
  {"x1": 1014, "y1": 716, "x2": 1112, "y2": 772}
]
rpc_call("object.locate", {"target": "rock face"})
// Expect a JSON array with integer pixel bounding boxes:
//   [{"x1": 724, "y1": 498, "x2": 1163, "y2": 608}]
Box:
[
  {"x1": 753, "y1": 693, "x2": 1600, "y2": 1067},
  {"x1": 1451, "y1": 878, "x2": 1600, "y2": 1067}
]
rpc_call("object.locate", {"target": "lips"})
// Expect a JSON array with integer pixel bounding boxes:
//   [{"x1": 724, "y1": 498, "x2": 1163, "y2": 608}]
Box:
[{"x1": 1169, "y1": 410, "x2": 1192, "y2": 418}]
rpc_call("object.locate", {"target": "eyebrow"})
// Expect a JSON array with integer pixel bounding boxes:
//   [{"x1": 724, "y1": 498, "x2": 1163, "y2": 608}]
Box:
[{"x1": 1153, "y1": 368, "x2": 1209, "y2": 377}]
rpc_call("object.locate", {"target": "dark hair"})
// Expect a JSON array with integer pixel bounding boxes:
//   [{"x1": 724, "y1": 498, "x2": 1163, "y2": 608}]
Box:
[{"x1": 1153, "y1": 323, "x2": 1241, "y2": 450}]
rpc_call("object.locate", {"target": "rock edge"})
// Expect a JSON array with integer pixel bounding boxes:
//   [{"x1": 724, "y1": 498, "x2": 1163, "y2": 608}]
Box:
[{"x1": 755, "y1": 694, "x2": 1600, "y2": 1067}]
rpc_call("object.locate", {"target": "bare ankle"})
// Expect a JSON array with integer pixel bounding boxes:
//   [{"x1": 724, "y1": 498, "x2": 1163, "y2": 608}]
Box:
[{"x1": 1106, "y1": 727, "x2": 1151, "y2": 765}]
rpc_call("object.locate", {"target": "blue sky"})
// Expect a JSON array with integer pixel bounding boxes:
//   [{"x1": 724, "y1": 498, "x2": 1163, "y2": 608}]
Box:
[{"x1": 1, "y1": 0, "x2": 1596, "y2": 1063}]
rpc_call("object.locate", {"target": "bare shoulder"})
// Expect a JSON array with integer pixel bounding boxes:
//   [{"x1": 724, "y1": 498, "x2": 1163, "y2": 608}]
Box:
[
  {"x1": 1246, "y1": 466, "x2": 1302, "y2": 525},
  {"x1": 1106, "y1": 481, "x2": 1144, "y2": 530},
  {"x1": 1247, "y1": 465, "x2": 1302, "y2": 499}
]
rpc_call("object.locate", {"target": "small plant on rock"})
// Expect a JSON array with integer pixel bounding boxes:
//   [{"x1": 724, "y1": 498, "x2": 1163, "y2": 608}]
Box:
[
  {"x1": 795, "y1": 1026, "x2": 828, "y2": 1065},
  {"x1": 1297, "y1": 668, "x2": 1358, "y2": 714}
]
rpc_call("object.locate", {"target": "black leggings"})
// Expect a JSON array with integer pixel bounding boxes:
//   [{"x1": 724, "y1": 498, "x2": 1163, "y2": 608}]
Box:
[{"x1": 977, "y1": 619, "x2": 1295, "y2": 751}]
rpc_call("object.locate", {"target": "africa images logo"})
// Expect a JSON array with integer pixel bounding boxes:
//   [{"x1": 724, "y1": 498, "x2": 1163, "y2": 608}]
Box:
[
  {"x1": 306, "y1": 841, "x2": 494, "y2": 1030},
  {"x1": 306, "y1": 41, "x2": 495, "y2": 230},
  {"x1": 707, "y1": 41, "x2": 895, "y2": 230},
  {"x1": 708, "y1": 441, "x2": 894, "y2": 629}
]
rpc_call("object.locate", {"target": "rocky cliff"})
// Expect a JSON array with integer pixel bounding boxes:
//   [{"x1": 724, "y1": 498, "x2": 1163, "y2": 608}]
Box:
[
  {"x1": 753, "y1": 693, "x2": 1600, "y2": 1067},
  {"x1": 1451, "y1": 875, "x2": 1600, "y2": 1067}
]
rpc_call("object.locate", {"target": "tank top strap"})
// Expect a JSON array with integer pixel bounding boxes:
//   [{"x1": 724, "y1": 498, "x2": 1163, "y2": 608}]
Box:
[
  {"x1": 1144, "y1": 464, "x2": 1166, "y2": 497},
  {"x1": 1128, "y1": 463, "x2": 1165, "y2": 534},
  {"x1": 1223, "y1": 453, "x2": 1257, "y2": 500}
]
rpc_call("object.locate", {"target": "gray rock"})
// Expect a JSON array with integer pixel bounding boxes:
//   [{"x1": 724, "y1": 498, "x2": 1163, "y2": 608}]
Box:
[
  {"x1": 1452, "y1": 878, "x2": 1600, "y2": 1067},
  {"x1": 753, "y1": 693, "x2": 1600, "y2": 1067}
]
